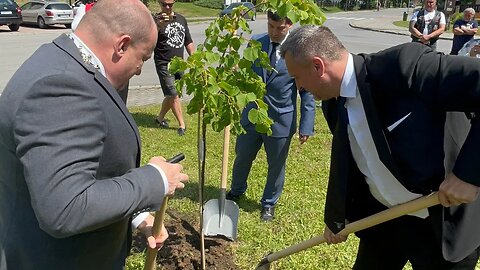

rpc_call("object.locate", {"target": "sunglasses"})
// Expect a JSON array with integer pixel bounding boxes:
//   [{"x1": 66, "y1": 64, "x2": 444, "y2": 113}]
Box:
[{"x1": 160, "y1": 2, "x2": 174, "y2": 7}]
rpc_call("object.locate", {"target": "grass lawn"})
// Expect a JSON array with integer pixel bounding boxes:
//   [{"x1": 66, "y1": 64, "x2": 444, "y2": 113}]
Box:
[{"x1": 124, "y1": 103, "x2": 361, "y2": 269}]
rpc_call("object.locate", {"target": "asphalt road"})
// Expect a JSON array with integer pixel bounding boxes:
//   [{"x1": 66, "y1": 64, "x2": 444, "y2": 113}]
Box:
[{"x1": 0, "y1": 8, "x2": 454, "y2": 94}]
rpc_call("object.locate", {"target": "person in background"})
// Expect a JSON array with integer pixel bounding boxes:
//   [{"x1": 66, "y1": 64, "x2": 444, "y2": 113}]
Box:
[
  {"x1": 153, "y1": 0, "x2": 194, "y2": 136},
  {"x1": 71, "y1": 0, "x2": 97, "y2": 31},
  {"x1": 409, "y1": 0, "x2": 446, "y2": 51},
  {"x1": 450, "y1": 8, "x2": 478, "y2": 55},
  {"x1": 0, "y1": 0, "x2": 188, "y2": 269},
  {"x1": 226, "y1": 11, "x2": 315, "y2": 222},
  {"x1": 281, "y1": 25, "x2": 480, "y2": 269}
]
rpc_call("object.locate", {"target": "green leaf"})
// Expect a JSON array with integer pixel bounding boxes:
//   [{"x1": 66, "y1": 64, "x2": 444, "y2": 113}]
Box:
[
  {"x1": 243, "y1": 47, "x2": 258, "y2": 62},
  {"x1": 247, "y1": 108, "x2": 259, "y2": 124},
  {"x1": 205, "y1": 51, "x2": 220, "y2": 64},
  {"x1": 235, "y1": 93, "x2": 249, "y2": 109}
]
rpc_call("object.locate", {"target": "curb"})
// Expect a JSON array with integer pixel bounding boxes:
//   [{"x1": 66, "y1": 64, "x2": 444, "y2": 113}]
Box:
[{"x1": 348, "y1": 23, "x2": 454, "y2": 41}]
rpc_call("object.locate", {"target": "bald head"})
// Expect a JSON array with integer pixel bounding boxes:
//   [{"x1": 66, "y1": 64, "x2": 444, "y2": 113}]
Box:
[{"x1": 77, "y1": 0, "x2": 156, "y2": 46}]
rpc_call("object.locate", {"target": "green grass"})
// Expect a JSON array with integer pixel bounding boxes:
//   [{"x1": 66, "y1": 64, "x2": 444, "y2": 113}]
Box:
[
  {"x1": 320, "y1": 6, "x2": 343, "y2": 13},
  {"x1": 393, "y1": 20, "x2": 409, "y2": 28},
  {"x1": 125, "y1": 103, "x2": 480, "y2": 270},
  {"x1": 125, "y1": 103, "x2": 361, "y2": 269}
]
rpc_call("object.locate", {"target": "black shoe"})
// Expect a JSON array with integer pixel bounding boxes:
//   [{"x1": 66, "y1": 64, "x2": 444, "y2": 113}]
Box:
[
  {"x1": 155, "y1": 118, "x2": 169, "y2": 128},
  {"x1": 260, "y1": 206, "x2": 275, "y2": 222},
  {"x1": 177, "y1": 127, "x2": 186, "y2": 136},
  {"x1": 226, "y1": 191, "x2": 242, "y2": 202}
]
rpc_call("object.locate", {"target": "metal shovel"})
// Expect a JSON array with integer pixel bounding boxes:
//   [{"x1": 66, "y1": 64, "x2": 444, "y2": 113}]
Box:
[
  {"x1": 256, "y1": 192, "x2": 440, "y2": 270},
  {"x1": 203, "y1": 125, "x2": 239, "y2": 241}
]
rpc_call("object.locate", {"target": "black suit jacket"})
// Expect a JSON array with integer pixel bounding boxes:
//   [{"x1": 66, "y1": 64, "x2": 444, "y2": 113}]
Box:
[{"x1": 322, "y1": 42, "x2": 480, "y2": 262}]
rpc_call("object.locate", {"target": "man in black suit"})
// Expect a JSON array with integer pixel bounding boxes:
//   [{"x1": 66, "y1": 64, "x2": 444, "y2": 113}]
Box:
[{"x1": 280, "y1": 25, "x2": 480, "y2": 269}]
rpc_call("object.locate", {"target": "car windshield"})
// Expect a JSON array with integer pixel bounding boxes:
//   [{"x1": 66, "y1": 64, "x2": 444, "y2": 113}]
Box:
[{"x1": 46, "y1": 3, "x2": 71, "y2": 10}]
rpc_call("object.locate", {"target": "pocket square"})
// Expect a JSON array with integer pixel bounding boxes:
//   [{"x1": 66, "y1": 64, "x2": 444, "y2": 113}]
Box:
[{"x1": 387, "y1": 112, "x2": 412, "y2": 132}]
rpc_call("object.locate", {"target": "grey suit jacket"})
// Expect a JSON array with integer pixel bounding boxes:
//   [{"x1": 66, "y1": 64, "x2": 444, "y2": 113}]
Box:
[{"x1": 0, "y1": 34, "x2": 166, "y2": 269}]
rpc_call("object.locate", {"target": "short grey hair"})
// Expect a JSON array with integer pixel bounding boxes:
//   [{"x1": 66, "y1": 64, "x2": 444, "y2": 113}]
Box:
[
  {"x1": 280, "y1": 25, "x2": 346, "y2": 63},
  {"x1": 464, "y1": 7, "x2": 475, "y2": 15}
]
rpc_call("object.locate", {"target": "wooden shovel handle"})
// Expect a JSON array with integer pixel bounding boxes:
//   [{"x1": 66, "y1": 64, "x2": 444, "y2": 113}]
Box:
[
  {"x1": 144, "y1": 153, "x2": 185, "y2": 270},
  {"x1": 144, "y1": 197, "x2": 169, "y2": 270},
  {"x1": 266, "y1": 192, "x2": 440, "y2": 263},
  {"x1": 220, "y1": 125, "x2": 231, "y2": 189}
]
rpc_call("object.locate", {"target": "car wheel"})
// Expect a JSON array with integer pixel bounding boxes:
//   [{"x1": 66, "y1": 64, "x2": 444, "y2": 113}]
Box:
[
  {"x1": 65, "y1": 23, "x2": 71, "y2": 29},
  {"x1": 8, "y1": 24, "x2": 20, "y2": 31},
  {"x1": 37, "y1": 17, "x2": 46, "y2": 29}
]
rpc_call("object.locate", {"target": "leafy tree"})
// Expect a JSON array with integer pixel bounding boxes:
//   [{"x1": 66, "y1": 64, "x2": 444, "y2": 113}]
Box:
[
  {"x1": 170, "y1": 0, "x2": 325, "y2": 135},
  {"x1": 168, "y1": 2, "x2": 325, "y2": 268}
]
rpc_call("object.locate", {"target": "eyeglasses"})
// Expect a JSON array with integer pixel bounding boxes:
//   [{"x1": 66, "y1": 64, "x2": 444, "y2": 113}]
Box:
[{"x1": 160, "y1": 2, "x2": 174, "y2": 7}]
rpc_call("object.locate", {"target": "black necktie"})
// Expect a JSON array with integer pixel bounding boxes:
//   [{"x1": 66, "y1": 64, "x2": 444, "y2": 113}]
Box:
[
  {"x1": 268, "y1": 42, "x2": 279, "y2": 76},
  {"x1": 325, "y1": 96, "x2": 350, "y2": 233}
]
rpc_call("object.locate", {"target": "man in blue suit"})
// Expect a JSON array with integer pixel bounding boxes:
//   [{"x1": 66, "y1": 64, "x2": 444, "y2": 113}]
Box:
[{"x1": 226, "y1": 11, "x2": 316, "y2": 221}]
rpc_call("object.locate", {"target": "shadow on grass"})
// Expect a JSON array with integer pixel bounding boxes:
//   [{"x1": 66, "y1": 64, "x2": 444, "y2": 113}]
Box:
[{"x1": 175, "y1": 181, "x2": 262, "y2": 213}]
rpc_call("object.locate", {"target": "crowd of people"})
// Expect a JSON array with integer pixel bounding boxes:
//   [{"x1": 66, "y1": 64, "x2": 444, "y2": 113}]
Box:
[{"x1": 2, "y1": 0, "x2": 480, "y2": 269}]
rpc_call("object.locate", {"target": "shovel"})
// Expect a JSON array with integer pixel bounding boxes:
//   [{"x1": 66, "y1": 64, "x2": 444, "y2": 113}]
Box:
[
  {"x1": 143, "y1": 153, "x2": 185, "y2": 270},
  {"x1": 256, "y1": 192, "x2": 440, "y2": 270},
  {"x1": 203, "y1": 125, "x2": 240, "y2": 241}
]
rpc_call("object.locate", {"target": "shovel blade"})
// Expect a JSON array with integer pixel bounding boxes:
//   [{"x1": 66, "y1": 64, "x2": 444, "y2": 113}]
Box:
[{"x1": 203, "y1": 199, "x2": 239, "y2": 241}]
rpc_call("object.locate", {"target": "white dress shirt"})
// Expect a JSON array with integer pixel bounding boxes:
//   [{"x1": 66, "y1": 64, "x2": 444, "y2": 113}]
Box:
[{"x1": 340, "y1": 54, "x2": 427, "y2": 218}]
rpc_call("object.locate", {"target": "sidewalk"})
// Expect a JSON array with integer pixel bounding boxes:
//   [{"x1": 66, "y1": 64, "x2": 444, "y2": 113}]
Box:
[{"x1": 126, "y1": 12, "x2": 454, "y2": 108}]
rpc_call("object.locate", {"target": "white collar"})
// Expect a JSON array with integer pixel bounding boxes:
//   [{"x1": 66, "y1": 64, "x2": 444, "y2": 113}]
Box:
[
  {"x1": 69, "y1": 33, "x2": 106, "y2": 77},
  {"x1": 339, "y1": 53, "x2": 357, "y2": 99},
  {"x1": 270, "y1": 31, "x2": 289, "y2": 46}
]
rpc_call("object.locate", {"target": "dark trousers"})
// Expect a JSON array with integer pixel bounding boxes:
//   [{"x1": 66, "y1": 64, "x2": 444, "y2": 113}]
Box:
[{"x1": 352, "y1": 215, "x2": 480, "y2": 270}]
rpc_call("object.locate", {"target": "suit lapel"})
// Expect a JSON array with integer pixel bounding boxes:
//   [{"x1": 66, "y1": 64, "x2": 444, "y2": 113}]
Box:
[
  {"x1": 53, "y1": 34, "x2": 142, "y2": 164},
  {"x1": 353, "y1": 54, "x2": 403, "y2": 182}
]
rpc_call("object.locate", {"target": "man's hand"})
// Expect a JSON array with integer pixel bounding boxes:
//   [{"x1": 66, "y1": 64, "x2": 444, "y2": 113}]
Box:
[
  {"x1": 438, "y1": 173, "x2": 480, "y2": 207},
  {"x1": 323, "y1": 226, "x2": 348, "y2": 245},
  {"x1": 149, "y1": 156, "x2": 189, "y2": 195},
  {"x1": 299, "y1": 134, "x2": 310, "y2": 144},
  {"x1": 420, "y1": 34, "x2": 430, "y2": 43},
  {"x1": 137, "y1": 214, "x2": 169, "y2": 249}
]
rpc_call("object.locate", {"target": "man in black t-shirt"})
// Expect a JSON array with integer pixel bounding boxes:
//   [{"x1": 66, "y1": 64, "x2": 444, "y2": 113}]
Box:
[
  {"x1": 153, "y1": 0, "x2": 194, "y2": 136},
  {"x1": 450, "y1": 8, "x2": 478, "y2": 55}
]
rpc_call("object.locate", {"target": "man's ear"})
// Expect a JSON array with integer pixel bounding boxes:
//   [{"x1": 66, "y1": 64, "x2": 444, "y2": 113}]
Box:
[
  {"x1": 312, "y1": 56, "x2": 325, "y2": 77},
  {"x1": 114, "y1": 35, "x2": 132, "y2": 57}
]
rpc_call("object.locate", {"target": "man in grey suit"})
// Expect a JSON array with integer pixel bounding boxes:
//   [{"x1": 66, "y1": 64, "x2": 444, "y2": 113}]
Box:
[
  {"x1": 227, "y1": 11, "x2": 315, "y2": 221},
  {"x1": 0, "y1": 0, "x2": 188, "y2": 269}
]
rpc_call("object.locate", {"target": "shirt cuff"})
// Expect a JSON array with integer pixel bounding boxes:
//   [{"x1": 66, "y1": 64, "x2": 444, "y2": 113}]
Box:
[
  {"x1": 131, "y1": 212, "x2": 150, "y2": 230},
  {"x1": 147, "y1": 163, "x2": 169, "y2": 197}
]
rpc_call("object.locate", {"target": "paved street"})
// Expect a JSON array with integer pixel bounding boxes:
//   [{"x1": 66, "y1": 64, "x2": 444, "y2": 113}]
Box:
[{"x1": 0, "y1": 8, "x2": 456, "y2": 107}]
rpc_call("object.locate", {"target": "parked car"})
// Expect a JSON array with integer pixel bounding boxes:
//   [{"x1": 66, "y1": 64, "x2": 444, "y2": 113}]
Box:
[
  {"x1": 20, "y1": 1, "x2": 73, "y2": 29},
  {"x1": 219, "y1": 2, "x2": 256, "y2": 21},
  {"x1": 0, "y1": 0, "x2": 22, "y2": 31}
]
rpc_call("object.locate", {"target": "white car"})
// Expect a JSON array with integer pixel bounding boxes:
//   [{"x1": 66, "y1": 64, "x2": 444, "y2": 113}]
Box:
[{"x1": 20, "y1": 1, "x2": 73, "y2": 29}]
